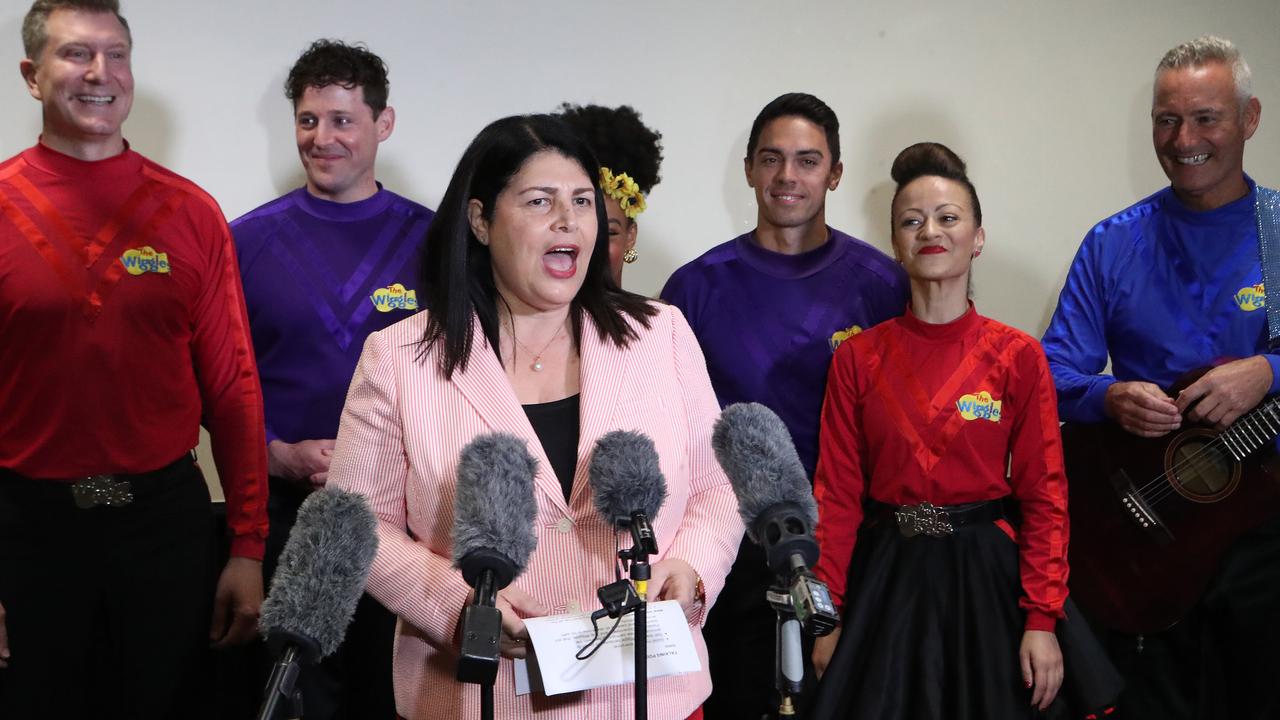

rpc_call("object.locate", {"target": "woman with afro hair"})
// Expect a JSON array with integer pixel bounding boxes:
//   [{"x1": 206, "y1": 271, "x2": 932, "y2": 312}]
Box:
[{"x1": 558, "y1": 103, "x2": 663, "y2": 286}]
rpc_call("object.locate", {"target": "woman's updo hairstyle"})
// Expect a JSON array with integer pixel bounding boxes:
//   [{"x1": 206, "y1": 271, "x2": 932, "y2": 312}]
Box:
[{"x1": 889, "y1": 142, "x2": 982, "y2": 226}]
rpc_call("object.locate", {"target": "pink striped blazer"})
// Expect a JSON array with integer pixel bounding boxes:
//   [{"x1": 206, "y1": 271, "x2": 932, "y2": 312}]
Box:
[{"x1": 328, "y1": 303, "x2": 744, "y2": 719}]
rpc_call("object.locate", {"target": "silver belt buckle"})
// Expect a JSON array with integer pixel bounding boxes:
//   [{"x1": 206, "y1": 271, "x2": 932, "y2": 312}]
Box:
[
  {"x1": 71, "y1": 475, "x2": 134, "y2": 509},
  {"x1": 895, "y1": 502, "x2": 954, "y2": 538}
]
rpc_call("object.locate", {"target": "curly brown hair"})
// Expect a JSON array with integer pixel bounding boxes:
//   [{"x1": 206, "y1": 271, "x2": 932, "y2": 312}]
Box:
[{"x1": 285, "y1": 39, "x2": 390, "y2": 117}]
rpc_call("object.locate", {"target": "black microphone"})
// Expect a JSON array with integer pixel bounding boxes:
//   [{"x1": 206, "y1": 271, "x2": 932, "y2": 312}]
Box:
[
  {"x1": 588, "y1": 430, "x2": 668, "y2": 720},
  {"x1": 589, "y1": 430, "x2": 667, "y2": 573},
  {"x1": 257, "y1": 488, "x2": 379, "y2": 720},
  {"x1": 712, "y1": 402, "x2": 838, "y2": 636},
  {"x1": 451, "y1": 433, "x2": 539, "y2": 685}
]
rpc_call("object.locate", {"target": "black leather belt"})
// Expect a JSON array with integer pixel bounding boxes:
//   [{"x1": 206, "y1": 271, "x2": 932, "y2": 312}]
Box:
[
  {"x1": 871, "y1": 498, "x2": 1005, "y2": 538},
  {"x1": 0, "y1": 452, "x2": 197, "y2": 509}
]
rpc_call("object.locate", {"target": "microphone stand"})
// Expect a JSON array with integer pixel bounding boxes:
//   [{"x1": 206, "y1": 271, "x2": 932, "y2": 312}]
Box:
[
  {"x1": 766, "y1": 585, "x2": 803, "y2": 718},
  {"x1": 765, "y1": 552, "x2": 840, "y2": 719},
  {"x1": 619, "y1": 513, "x2": 658, "y2": 720},
  {"x1": 257, "y1": 645, "x2": 306, "y2": 720}
]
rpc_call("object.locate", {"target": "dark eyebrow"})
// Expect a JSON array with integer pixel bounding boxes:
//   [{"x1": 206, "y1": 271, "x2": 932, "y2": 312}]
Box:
[
  {"x1": 517, "y1": 186, "x2": 595, "y2": 196},
  {"x1": 757, "y1": 146, "x2": 824, "y2": 158},
  {"x1": 897, "y1": 203, "x2": 965, "y2": 216}
]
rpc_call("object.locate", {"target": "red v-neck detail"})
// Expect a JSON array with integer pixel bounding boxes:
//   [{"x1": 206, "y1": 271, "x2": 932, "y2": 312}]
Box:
[
  {"x1": 0, "y1": 184, "x2": 81, "y2": 299},
  {"x1": 0, "y1": 164, "x2": 179, "y2": 321},
  {"x1": 873, "y1": 319, "x2": 1003, "y2": 474},
  {"x1": 85, "y1": 183, "x2": 186, "y2": 318}
]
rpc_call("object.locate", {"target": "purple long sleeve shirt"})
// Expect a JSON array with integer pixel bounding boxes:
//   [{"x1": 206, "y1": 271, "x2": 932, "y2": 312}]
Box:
[
  {"x1": 661, "y1": 227, "x2": 907, "y2": 478},
  {"x1": 232, "y1": 187, "x2": 434, "y2": 444}
]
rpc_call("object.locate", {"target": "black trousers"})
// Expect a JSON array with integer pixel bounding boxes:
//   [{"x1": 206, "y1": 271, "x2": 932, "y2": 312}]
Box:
[
  {"x1": 1102, "y1": 514, "x2": 1280, "y2": 720},
  {"x1": 0, "y1": 458, "x2": 215, "y2": 720}
]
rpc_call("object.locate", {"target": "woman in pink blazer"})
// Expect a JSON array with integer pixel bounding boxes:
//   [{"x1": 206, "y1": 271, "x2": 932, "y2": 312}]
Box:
[{"x1": 327, "y1": 114, "x2": 743, "y2": 719}]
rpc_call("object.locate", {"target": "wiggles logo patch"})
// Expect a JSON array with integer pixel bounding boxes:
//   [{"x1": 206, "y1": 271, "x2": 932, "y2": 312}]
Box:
[
  {"x1": 120, "y1": 246, "x2": 170, "y2": 275},
  {"x1": 956, "y1": 391, "x2": 1002, "y2": 422},
  {"x1": 371, "y1": 283, "x2": 418, "y2": 313},
  {"x1": 1235, "y1": 282, "x2": 1265, "y2": 312},
  {"x1": 829, "y1": 324, "x2": 863, "y2": 352}
]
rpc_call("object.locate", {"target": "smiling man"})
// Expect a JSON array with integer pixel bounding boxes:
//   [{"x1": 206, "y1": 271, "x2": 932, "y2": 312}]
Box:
[
  {"x1": 661, "y1": 93, "x2": 906, "y2": 719},
  {"x1": 0, "y1": 1, "x2": 268, "y2": 717},
  {"x1": 230, "y1": 39, "x2": 433, "y2": 719},
  {"x1": 1042, "y1": 35, "x2": 1278, "y2": 719}
]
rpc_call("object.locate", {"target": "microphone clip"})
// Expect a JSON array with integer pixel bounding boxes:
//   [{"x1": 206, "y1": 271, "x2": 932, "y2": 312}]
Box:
[
  {"x1": 594, "y1": 579, "x2": 642, "y2": 620},
  {"x1": 614, "y1": 511, "x2": 659, "y2": 560}
]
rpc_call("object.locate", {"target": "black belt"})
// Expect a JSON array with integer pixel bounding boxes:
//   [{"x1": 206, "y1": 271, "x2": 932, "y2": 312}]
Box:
[
  {"x1": 0, "y1": 452, "x2": 198, "y2": 509},
  {"x1": 869, "y1": 498, "x2": 1005, "y2": 538}
]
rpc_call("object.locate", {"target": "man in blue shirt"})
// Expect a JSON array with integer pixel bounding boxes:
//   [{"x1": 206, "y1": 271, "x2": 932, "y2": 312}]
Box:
[{"x1": 1042, "y1": 35, "x2": 1276, "y2": 719}]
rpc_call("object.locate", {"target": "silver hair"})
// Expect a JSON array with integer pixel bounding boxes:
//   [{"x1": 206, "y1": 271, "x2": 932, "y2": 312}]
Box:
[{"x1": 1155, "y1": 35, "x2": 1253, "y2": 107}]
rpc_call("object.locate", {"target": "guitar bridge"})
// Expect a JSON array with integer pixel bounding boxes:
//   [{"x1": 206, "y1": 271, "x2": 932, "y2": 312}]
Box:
[{"x1": 1110, "y1": 469, "x2": 1174, "y2": 544}]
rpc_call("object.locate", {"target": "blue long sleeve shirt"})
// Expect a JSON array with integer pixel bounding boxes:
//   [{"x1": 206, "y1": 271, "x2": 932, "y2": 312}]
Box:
[{"x1": 1041, "y1": 177, "x2": 1280, "y2": 423}]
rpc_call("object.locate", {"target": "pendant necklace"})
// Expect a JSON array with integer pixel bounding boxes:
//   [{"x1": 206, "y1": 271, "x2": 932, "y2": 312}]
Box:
[{"x1": 511, "y1": 321, "x2": 565, "y2": 372}]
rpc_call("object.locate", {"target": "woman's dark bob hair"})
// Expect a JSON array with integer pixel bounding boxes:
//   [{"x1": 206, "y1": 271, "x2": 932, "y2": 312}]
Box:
[{"x1": 417, "y1": 114, "x2": 657, "y2": 379}]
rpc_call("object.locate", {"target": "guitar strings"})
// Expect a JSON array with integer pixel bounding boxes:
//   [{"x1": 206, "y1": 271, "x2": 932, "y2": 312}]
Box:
[
  {"x1": 1145, "y1": 401, "x2": 1280, "y2": 504},
  {"x1": 1129, "y1": 402, "x2": 1278, "y2": 507},
  {"x1": 1139, "y1": 432, "x2": 1240, "y2": 506},
  {"x1": 1128, "y1": 407, "x2": 1256, "y2": 503}
]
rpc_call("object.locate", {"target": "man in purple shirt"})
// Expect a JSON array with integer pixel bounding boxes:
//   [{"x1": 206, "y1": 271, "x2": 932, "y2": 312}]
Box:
[
  {"x1": 231, "y1": 40, "x2": 433, "y2": 719},
  {"x1": 661, "y1": 93, "x2": 906, "y2": 719}
]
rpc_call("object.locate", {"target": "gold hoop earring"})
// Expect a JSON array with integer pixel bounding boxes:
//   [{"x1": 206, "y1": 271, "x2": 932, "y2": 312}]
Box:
[{"x1": 623, "y1": 248, "x2": 638, "y2": 264}]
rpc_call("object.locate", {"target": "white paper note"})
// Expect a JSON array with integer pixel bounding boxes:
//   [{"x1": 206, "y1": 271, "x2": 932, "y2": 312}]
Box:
[{"x1": 512, "y1": 600, "x2": 700, "y2": 696}]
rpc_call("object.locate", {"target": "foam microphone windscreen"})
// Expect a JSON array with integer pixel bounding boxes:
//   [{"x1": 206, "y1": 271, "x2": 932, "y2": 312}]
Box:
[
  {"x1": 711, "y1": 402, "x2": 818, "y2": 544},
  {"x1": 452, "y1": 432, "x2": 539, "y2": 589},
  {"x1": 259, "y1": 488, "x2": 379, "y2": 663},
  {"x1": 588, "y1": 430, "x2": 668, "y2": 525}
]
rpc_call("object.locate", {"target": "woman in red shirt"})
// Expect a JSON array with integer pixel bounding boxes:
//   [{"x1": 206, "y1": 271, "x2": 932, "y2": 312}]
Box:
[{"x1": 808, "y1": 143, "x2": 1120, "y2": 719}]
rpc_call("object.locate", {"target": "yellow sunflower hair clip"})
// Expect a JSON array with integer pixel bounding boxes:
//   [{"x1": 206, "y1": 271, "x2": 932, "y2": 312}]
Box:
[{"x1": 599, "y1": 166, "x2": 647, "y2": 219}]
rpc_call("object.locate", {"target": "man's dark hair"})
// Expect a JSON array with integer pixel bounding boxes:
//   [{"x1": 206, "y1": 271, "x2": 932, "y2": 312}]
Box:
[
  {"x1": 285, "y1": 39, "x2": 390, "y2": 117},
  {"x1": 417, "y1": 114, "x2": 657, "y2": 380},
  {"x1": 745, "y1": 92, "x2": 841, "y2": 167},
  {"x1": 557, "y1": 103, "x2": 664, "y2": 195},
  {"x1": 23, "y1": 0, "x2": 130, "y2": 60}
]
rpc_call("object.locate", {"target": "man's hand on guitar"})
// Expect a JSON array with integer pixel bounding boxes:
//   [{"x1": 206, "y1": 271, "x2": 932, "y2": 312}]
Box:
[
  {"x1": 1175, "y1": 356, "x2": 1272, "y2": 430},
  {"x1": 1104, "y1": 381, "x2": 1181, "y2": 437}
]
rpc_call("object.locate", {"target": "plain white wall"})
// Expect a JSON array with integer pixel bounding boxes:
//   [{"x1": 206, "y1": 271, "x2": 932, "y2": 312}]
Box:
[{"x1": 5, "y1": 0, "x2": 1278, "y2": 494}]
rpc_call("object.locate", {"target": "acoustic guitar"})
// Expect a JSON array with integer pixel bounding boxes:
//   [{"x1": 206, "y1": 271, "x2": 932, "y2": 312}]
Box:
[{"x1": 1061, "y1": 372, "x2": 1280, "y2": 634}]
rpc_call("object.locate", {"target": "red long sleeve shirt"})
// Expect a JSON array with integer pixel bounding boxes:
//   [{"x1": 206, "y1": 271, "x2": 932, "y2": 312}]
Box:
[
  {"x1": 813, "y1": 305, "x2": 1069, "y2": 632},
  {"x1": 0, "y1": 142, "x2": 268, "y2": 559}
]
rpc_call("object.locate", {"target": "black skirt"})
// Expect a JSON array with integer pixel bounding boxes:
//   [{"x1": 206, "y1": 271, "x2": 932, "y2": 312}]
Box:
[{"x1": 810, "y1": 513, "x2": 1122, "y2": 720}]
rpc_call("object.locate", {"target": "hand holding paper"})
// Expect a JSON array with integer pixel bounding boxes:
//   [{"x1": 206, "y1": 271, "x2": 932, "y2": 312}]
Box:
[{"x1": 513, "y1": 600, "x2": 701, "y2": 696}]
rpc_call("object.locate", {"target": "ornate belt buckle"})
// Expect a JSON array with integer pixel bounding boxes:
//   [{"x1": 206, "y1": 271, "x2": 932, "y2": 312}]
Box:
[
  {"x1": 71, "y1": 475, "x2": 134, "y2": 509},
  {"x1": 895, "y1": 502, "x2": 954, "y2": 538}
]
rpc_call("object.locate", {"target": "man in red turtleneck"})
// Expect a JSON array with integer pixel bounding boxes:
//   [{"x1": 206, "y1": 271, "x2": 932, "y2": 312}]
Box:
[{"x1": 0, "y1": 2, "x2": 268, "y2": 717}]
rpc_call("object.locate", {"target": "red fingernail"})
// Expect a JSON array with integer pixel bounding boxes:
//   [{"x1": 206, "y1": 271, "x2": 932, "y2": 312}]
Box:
[{"x1": 1025, "y1": 681, "x2": 1033, "y2": 688}]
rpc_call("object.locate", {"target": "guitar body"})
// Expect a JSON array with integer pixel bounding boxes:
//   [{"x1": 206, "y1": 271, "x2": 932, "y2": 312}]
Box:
[{"x1": 1063, "y1": 404, "x2": 1280, "y2": 634}]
